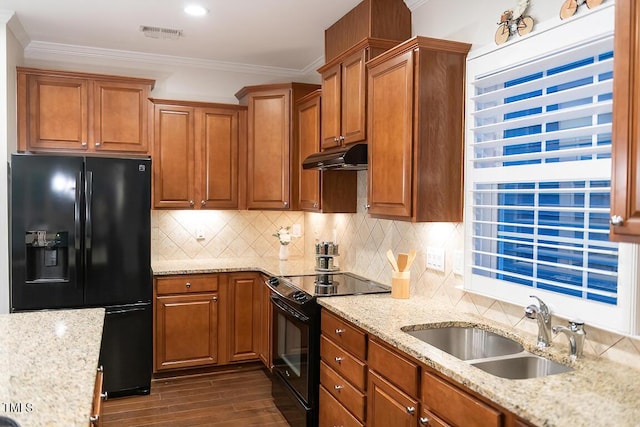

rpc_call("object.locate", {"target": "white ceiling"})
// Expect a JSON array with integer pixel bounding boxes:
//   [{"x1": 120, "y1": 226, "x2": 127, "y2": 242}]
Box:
[{"x1": 0, "y1": 0, "x2": 421, "y2": 73}]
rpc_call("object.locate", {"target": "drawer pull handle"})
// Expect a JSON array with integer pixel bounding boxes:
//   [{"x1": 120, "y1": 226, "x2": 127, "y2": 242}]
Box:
[
  {"x1": 419, "y1": 417, "x2": 429, "y2": 425},
  {"x1": 334, "y1": 356, "x2": 344, "y2": 364},
  {"x1": 185, "y1": 282, "x2": 191, "y2": 288},
  {"x1": 213, "y1": 296, "x2": 218, "y2": 302},
  {"x1": 335, "y1": 328, "x2": 345, "y2": 335},
  {"x1": 406, "y1": 406, "x2": 416, "y2": 415},
  {"x1": 334, "y1": 385, "x2": 343, "y2": 391}
]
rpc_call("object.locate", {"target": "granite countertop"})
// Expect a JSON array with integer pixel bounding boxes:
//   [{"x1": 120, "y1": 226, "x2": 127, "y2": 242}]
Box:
[
  {"x1": 318, "y1": 294, "x2": 640, "y2": 427},
  {"x1": 0, "y1": 308, "x2": 105, "y2": 427},
  {"x1": 152, "y1": 256, "x2": 318, "y2": 277}
]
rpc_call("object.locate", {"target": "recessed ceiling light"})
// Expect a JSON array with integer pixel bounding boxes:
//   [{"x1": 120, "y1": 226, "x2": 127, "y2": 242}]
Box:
[{"x1": 184, "y1": 4, "x2": 208, "y2": 16}]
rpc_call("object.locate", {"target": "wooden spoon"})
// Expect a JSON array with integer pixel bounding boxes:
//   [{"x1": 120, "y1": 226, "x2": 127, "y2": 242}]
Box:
[
  {"x1": 397, "y1": 253, "x2": 409, "y2": 272},
  {"x1": 386, "y1": 249, "x2": 399, "y2": 272}
]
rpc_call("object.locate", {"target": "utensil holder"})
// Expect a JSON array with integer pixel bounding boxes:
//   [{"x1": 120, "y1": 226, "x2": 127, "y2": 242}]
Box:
[{"x1": 391, "y1": 271, "x2": 410, "y2": 299}]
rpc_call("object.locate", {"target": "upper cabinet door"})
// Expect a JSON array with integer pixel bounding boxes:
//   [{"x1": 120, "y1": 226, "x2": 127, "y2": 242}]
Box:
[
  {"x1": 341, "y1": 49, "x2": 367, "y2": 145},
  {"x1": 93, "y1": 80, "x2": 150, "y2": 153},
  {"x1": 611, "y1": 0, "x2": 640, "y2": 241},
  {"x1": 246, "y1": 89, "x2": 292, "y2": 210},
  {"x1": 18, "y1": 68, "x2": 155, "y2": 155},
  {"x1": 298, "y1": 91, "x2": 322, "y2": 211},
  {"x1": 198, "y1": 107, "x2": 240, "y2": 209},
  {"x1": 367, "y1": 51, "x2": 414, "y2": 219},
  {"x1": 321, "y1": 63, "x2": 342, "y2": 150},
  {"x1": 23, "y1": 74, "x2": 90, "y2": 152},
  {"x1": 153, "y1": 104, "x2": 196, "y2": 209}
]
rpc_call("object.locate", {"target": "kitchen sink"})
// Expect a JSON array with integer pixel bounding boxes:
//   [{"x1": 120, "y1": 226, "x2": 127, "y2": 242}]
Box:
[
  {"x1": 403, "y1": 326, "x2": 524, "y2": 360},
  {"x1": 471, "y1": 355, "x2": 573, "y2": 379},
  {"x1": 403, "y1": 325, "x2": 573, "y2": 379}
]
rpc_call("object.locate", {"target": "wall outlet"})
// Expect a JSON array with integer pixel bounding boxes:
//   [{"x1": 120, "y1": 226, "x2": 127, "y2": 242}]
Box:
[
  {"x1": 195, "y1": 227, "x2": 205, "y2": 240},
  {"x1": 291, "y1": 223, "x2": 302, "y2": 237},
  {"x1": 426, "y1": 246, "x2": 445, "y2": 272},
  {"x1": 453, "y1": 250, "x2": 464, "y2": 276}
]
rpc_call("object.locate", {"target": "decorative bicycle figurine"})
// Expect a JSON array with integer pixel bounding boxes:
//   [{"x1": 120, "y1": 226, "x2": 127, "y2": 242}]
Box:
[
  {"x1": 494, "y1": 0, "x2": 534, "y2": 45},
  {"x1": 560, "y1": 0, "x2": 604, "y2": 20}
]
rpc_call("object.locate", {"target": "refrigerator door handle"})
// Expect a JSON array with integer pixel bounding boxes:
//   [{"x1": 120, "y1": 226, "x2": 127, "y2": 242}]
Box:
[
  {"x1": 107, "y1": 307, "x2": 149, "y2": 316},
  {"x1": 74, "y1": 171, "x2": 82, "y2": 251},
  {"x1": 85, "y1": 171, "x2": 93, "y2": 251}
]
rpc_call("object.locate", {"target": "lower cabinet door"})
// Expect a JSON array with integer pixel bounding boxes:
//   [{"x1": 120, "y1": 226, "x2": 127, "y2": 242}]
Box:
[
  {"x1": 319, "y1": 385, "x2": 364, "y2": 427},
  {"x1": 155, "y1": 292, "x2": 218, "y2": 371},
  {"x1": 367, "y1": 370, "x2": 419, "y2": 427}
]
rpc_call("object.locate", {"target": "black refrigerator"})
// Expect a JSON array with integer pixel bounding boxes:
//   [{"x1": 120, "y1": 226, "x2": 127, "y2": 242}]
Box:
[{"x1": 10, "y1": 153, "x2": 152, "y2": 397}]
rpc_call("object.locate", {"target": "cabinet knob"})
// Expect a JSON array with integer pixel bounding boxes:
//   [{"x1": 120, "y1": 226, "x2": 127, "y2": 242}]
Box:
[
  {"x1": 189, "y1": 200, "x2": 195, "y2": 207},
  {"x1": 611, "y1": 215, "x2": 624, "y2": 226},
  {"x1": 81, "y1": 141, "x2": 88, "y2": 147},
  {"x1": 185, "y1": 282, "x2": 191, "y2": 288},
  {"x1": 334, "y1": 356, "x2": 344, "y2": 364},
  {"x1": 283, "y1": 201, "x2": 289, "y2": 207},
  {"x1": 419, "y1": 417, "x2": 429, "y2": 425},
  {"x1": 313, "y1": 202, "x2": 318, "y2": 208},
  {"x1": 365, "y1": 204, "x2": 371, "y2": 210},
  {"x1": 201, "y1": 200, "x2": 206, "y2": 207},
  {"x1": 335, "y1": 328, "x2": 344, "y2": 335},
  {"x1": 406, "y1": 406, "x2": 416, "y2": 415},
  {"x1": 95, "y1": 142, "x2": 101, "y2": 147},
  {"x1": 333, "y1": 385, "x2": 343, "y2": 391},
  {"x1": 334, "y1": 137, "x2": 339, "y2": 143},
  {"x1": 339, "y1": 135, "x2": 345, "y2": 144},
  {"x1": 213, "y1": 296, "x2": 218, "y2": 301}
]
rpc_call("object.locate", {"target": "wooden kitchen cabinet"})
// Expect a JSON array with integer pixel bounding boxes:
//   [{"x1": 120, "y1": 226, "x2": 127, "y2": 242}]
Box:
[
  {"x1": 17, "y1": 67, "x2": 154, "y2": 154},
  {"x1": 227, "y1": 272, "x2": 261, "y2": 363},
  {"x1": 154, "y1": 275, "x2": 219, "y2": 371},
  {"x1": 318, "y1": 40, "x2": 402, "y2": 151},
  {"x1": 320, "y1": 309, "x2": 368, "y2": 424},
  {"x1": 366, "y1": 37, "x2": 471, "y2": 222},
  {"x1": 368, "y1": 370, "x2": 419, "y2": 427},
  {"x1": 152, "y1": 99, "x2": 246, "y2": 209},
  {"x1": 235, "y1": 83, "x2": 319, "y2": 210},
  {"x1": 297, "y1": 90, "x2": 357, "y2": 213},
  {"x1": 611, "y1": 0, "x2": 640, "y2": 241}
]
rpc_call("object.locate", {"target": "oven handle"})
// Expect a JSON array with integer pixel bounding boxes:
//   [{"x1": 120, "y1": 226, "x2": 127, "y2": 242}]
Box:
[{"x1": 270, "y1": 295, "x2": 310, "y2": 323}]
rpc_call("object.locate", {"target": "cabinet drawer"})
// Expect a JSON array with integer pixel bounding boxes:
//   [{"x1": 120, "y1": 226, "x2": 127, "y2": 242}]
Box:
[
  {"x1": 321, "y1": 335, "x2": 367, "y2": 390},
  {"x1": 319, "y1": 385, "x2": 364, "y2": 427},
  {"x1": 422, "y1": 371, "x2": 501, "y2": 427},
  {"x1": 156, "y1": 275, "x2": 218, "y2": 295},
  {"x1": 369, "y1": 338, "x2": 419, "y2": 397},
  {"x1": 421, "y1": 407, "x2": 451, "y2": 427},
  {"x1": 320, "y1": 361, "x2": 366, "y2": 422},
  {"x1": 321, "y1": 309, "x2": 366, "y2": 360}
]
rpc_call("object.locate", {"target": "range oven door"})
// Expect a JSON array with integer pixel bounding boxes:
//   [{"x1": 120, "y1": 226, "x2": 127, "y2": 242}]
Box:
[{"x1": 271, "y1": 295, "x2": 310, "y2": 404}]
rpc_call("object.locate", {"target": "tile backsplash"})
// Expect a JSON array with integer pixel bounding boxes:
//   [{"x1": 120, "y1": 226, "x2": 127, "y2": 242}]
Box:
[{"x1": 153, "y1": 172, "x2": 640, "y2": 369}]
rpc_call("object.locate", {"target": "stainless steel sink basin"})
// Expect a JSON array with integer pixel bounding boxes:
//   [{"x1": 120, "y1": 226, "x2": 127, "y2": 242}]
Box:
[
  {"x1": 403, "y1": 326, "x2": 524, "y2": 360},
  {"x1": 471, "y1": 355, "x2": 573, "y2": 379}
]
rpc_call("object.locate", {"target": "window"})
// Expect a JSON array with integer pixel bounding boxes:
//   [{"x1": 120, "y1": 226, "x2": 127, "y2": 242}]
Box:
[{"x1": 464, "y1": 4, "x2": 637, "y2": 333}]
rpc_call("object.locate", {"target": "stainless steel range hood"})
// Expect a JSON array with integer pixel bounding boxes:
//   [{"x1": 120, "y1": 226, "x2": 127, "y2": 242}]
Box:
[{"x1": 302, "y1": 143, "x2": 367, "y2": 170}]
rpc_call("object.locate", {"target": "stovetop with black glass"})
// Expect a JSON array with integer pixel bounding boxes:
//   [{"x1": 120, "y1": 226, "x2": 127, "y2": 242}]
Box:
[{"x1": 266, "y1": 272, "x2": 390, "y2": 306}]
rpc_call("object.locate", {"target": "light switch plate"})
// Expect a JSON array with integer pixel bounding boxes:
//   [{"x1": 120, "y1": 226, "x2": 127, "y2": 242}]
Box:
[{"x1": 426, "y1": 246, "x2": 445, "y2": 272}]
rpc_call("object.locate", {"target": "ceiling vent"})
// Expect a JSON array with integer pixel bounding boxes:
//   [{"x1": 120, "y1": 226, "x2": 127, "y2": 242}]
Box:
[{"x1": 140, "y1": 25, "x2": 183, "y2": 40}]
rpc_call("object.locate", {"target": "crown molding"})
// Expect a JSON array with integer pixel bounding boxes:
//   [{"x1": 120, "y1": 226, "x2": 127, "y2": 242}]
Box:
[
  {"x1": 24, "y1": 41, "x2": 315, "y2": 77},
  {"x1": 0, "y1": 10, "x2": 31, "y2": 48}
]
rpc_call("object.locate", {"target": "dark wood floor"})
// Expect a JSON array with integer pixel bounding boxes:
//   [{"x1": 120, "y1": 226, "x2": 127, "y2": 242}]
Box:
[{"x1": 102, "y1": 366, "x2": 289, "y2": 426}]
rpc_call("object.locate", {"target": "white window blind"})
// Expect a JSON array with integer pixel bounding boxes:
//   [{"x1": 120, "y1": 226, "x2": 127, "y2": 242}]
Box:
[{"x1": 464, "y1": 5, "x2": 637, "y2": 333}]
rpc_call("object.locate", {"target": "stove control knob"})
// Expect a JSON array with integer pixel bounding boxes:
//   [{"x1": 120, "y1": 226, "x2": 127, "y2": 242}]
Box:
[{"x1": 267, "y1": 277, "x2": 279, "y2": 286}]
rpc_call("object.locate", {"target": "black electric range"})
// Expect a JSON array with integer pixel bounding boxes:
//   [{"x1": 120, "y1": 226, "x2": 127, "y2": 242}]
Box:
[
  {"x1": 266, "y1": 272, "x2": 390, "y2": 306},
  {"x1": 265, "y1": 272, "x2": 389, "y2": 427}
]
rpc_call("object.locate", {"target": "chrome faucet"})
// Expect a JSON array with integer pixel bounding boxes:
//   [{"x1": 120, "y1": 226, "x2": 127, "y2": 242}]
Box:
[
  {"x1": 524, "y1": 295, "x2": 552, "y2": 348},
  {"x1": 553, "y1": 320, "x2": 586, "y2": 361}
]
